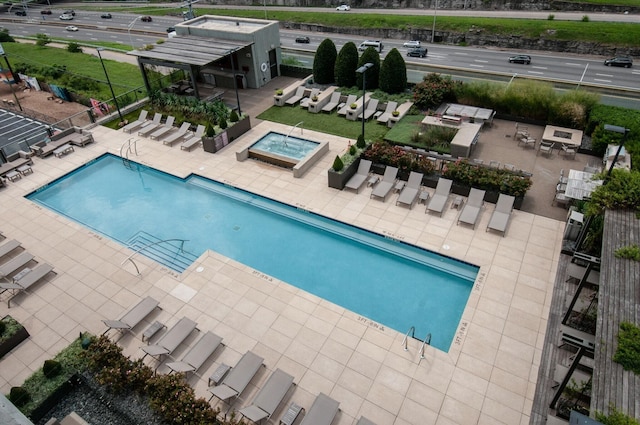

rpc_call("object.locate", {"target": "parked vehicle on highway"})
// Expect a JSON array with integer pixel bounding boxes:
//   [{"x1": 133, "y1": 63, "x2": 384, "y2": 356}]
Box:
[
  {"x1": 65, "y1": 25, "x2": 78, "y2": 32},
  {"x1": 101, "y1": 13, "x2": 112, "y2": 19},
  {"x1": 15, "y1": 10, "x2": 26, "y2": 16},
  {"x1": 141, "y1": 15, "x2": 153, "y2": 22},
  {"x1": 336, "y1": 4, "x2": 350, "y2": 11},
  {"x1": 358, "y1": 40, "x2": 383, "y2": 53},
  {"x1": 508, "y1": 54, "x2": 531, "y2": 65},
  {"x1": 604, "y1": 56, "x2": 633, "y2": 68},
  {"x1": 59, "y1": 13, "x2": 73, "y2": 20},
  {"x1": 407, "y1": 47, "x2": 428, "y2": 58},
  {"x1": 295, "y1": 36, "x2": 310, "y2": 43},
  {"x1": 403, "y1": 40, "x2": 421, "y2": 48},
  {"x1": 40, "y1": 9, "x2": 52, "y2": 15}
]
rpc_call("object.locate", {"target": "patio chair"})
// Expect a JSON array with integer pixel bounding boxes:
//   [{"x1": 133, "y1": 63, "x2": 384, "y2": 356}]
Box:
[
  {"x1": 180, "y1": 124, "x2": 206, "y2": 151},
  {"x1": 141, "y1": 316, "x2": 198, "y2": 363},
  {"x1": 337, "y1": 95, "x2": 358, "y2": 116},
  {"x1": 503, "y1": 163, "x2": 516, "y2": 171},
  {"x1": 537, "y1": 141, "x2": 554, "y2": 157},
  {"x1": 514, "y1": 122, "x2": 529, "y2": 139},
  {"x1": 560, "y1": 144, "x2": 577, "y2": 160},
  {"x1": 344, "y1": 159, "x2": 372, "y2": 193},
  {"x1": 321, "y1": 92, "x2": 341, "y2": 113},
  {"x1": 166, "y1": 330, "x2": 223, "y2": 375},
  {"x1": 457, "y1": 188, "x2": 486, "y2": 229},
  {"x1": 396, "y1": 171, "x2": 424, "y2": 209},
  {"x1": 299, "y1": 392, "x2": 340, "y2": 425},
  {"x1": 426, "y1": 178, "x2": 453, "y2": 216},
  {"x1": 559, "y1": 169, "x2": 568, "y2": 185},
  {"x1": 121, "y1": 110, "x2": 149, "y2": 134},
  {"x1": 488, "y1": 160, "x2": 500, "y2": 168},
  {"x1": 486, "y1": 193, "x2": 515, "y2": 237},
  {"x1": 376, "y1": 101, "x2": 398, "y2": 124},
  {"x1": 137, "y1": 113, "x2": 163, "y2": 136},
  {"x1": 208, "y1": 350, "x2": 265, "y2": 407},
  {"x1": 0, "y1": 239, "x2": 21, "y2": 260},
  {"x1": 162, "y1": 122, "x2": 192, "y2": 146},
  {"x1": 1, "y1": 262, "x2": 54, "y2": 308},
  {"x1": 359, "y1": 99, "x2": 379, "y2": 121},
  {"x1": 237, "y1": 368, "x2": 295, "y2": 424},
  {"x1": 285, "y1": 87, "x2": 306, "y2": 106},
  {"x1": 0, "y1": 251, "x2": 34, "y2": 280},
  {"x1": 300, "y1": 88, "x2": 320, "y2": 108},
  {"x1": 370, "y1": 166, "x2": 399, "y2": 202},
  {"x1": 518, "y1": 136, "x2": 536, "y2": 149},
  {"x1": 102, "y1": 296, "x2": 160, "y2": 336},
  {"x1": 149, "y1": 116, "x2": 176, "y2": 140},
  {"x1": 552, "y1": 191, "x2": 571, "y2": 208}
]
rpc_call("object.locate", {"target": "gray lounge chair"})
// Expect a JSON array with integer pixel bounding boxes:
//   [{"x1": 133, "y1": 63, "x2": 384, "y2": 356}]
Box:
[
  {"x1": 299, "y1": 393, "x2": 340, "y2": 425},
  {"x1": 0, "y1": 251, "x2": 34, "y2": 279},
  {"x1": 166, "y1": 330, "x2": 223, "y2": 375},
  {"x1": 370, "y1": 166, "x2": 399, "y2": 202},
  {"x1": 376, "y1": 101, "x2": 398, "y2": 124},
  {"x1": 237, "y1": 368, "x2": 295, "y2": 424},
  {"x1": 149, "y1": 116, "x2": 176, "y2": 140},
  {"x1": 359, "y1": 99, "x2": 379, "y2": 121},
  {"x1": 285, "y1": 87, "x2": 306, "y2": 106},
  {"x1": 102, "y1": 296, "x2": 160, "y2": 336},
  {"x1": 337, "y1": 95, "x2": 358, "y2": 116},
  {"x1": 0, "y1": 239, "x2": 20, "y2": 259},
  {"x1": 426, "y1": 178, "x2": 453, "y2": 216},
  {"x1": 457, "y1": 188, "x2": 486, "y2": 228},
  {"x1": 137, "y1": 113, "x2": 164, "y2": 137},
  {"x1": 345, "y1": 159, "x2": 372, "y2": 193},
  {"x1": 396, "y1": 171, "x2": 424, "y2": 209},
  {"x1": 208, "y1": 350, "x2": 264, "y2": 406},
  {"x1": 141, "y1": 316, "x2": 198, "y2": 362},
  {"x1": 321, "y1": 92, "x2": 341, "y2": 113},
  {"x1": 121, "y1": 110, "x2": 149, "y2": 134},
  {"x1": 300, "y1": 88, "x2": 320, "y2": 108},
  {"x1": 1, "y1": 263, "x2": 54, "y2": 307},
  {"x1": 180, "y1": 125, "x2": 206, "y2": 151},
  {"x1": 356, "y1": 417, "x2": 377, "y2": 425},
  {"x1": 486, "y1": 193, "x2": 515, "y2": 237},
  {"x1": 162, "y1": 122, "x2": 192, "y2": 146}
]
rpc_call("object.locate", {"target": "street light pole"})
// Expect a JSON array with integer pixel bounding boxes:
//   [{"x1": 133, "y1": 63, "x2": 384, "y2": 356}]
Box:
[
  {"x1": 128, "y1": 16, "x2": 142, "y2": 50},
  {"x1": 356, "y1": 62, "x2": 373, "y2": 143},
  {"x1": 96, "y1": 48, "x2": 124, "y2": 123},
  {"x1": 431, "y1": 0, "x2": 438, "y2": 43}
]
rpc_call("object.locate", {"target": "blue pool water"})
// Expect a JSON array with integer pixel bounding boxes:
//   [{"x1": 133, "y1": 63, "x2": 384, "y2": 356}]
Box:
[
  {"x1": 27, "y1": 154, "x2": 477, "y2": 351},
  {"x1": 250, "y1": 131, "x2": 319, "y2": 160}
]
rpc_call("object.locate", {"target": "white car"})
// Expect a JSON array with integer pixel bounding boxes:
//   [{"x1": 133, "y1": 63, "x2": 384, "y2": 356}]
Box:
[
  {"x1": 403, "y1": 40, "x2": 421, "y2": 48},
  {"x1": 59, "y1": 13, "x2": 73, "y2": 20},
  {"x1": 65, "y1": 25, "x2": 78, "y2": 32},
  {"x1": 336, "y1": 4, "x2": 350, "y2": 11}
]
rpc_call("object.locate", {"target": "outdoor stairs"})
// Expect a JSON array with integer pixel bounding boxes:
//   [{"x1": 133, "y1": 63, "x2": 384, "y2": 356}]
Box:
[{"x1": 126, "y1": 231, "x2": 199, "y2": 273}]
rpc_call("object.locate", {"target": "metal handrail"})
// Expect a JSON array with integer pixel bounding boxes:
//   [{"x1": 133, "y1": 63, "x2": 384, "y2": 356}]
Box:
[
  {"x1": 401, "y1": 326, "x2": 415, "y2": 351},
  {"x1": 418, "y1": 333, "x2": 432, "y2": 359},
  {"x1": 283, "y1": 121, "x2": 304, "y2": 147},
  {"x1": 121, "y1": 238, "x2": 188, "y2": 275}
]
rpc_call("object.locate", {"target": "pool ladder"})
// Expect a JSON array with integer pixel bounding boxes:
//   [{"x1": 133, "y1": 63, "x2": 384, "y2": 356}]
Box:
[
  {"x1": 120, "y1": 138, "x2": 138, "y2": 169},
  {"x1": 401, "y1": 326, "x2": 432, "y2": 362},
  {"x1": 282, "y1": 121, "x2": 304, "y2": 147}
]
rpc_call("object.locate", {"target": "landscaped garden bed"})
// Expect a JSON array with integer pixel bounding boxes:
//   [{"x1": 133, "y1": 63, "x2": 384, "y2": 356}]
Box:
[{"x1": 0, "y1": 315, "x2": 29, "y2": 359}]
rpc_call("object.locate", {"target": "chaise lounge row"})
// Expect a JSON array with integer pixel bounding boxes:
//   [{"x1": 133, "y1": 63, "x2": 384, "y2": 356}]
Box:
[{"x1": 123, "y1": 110, "x2": 204, "y2": 151}]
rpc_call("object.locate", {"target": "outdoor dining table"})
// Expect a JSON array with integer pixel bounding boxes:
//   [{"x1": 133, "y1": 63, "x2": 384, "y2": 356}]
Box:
[{"x1": 565, "y1": 169, "x2": 603, "y2": 200}]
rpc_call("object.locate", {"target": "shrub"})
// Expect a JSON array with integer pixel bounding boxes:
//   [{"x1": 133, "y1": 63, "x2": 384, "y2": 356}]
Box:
[
  {"x1": 356, "y1": 47, "x2": 381, "y2": 90},
  {"x1": 586, "y1": 168, "x2": 640, "y2": 215},
  {"x1": 275, "y1": 89, "x2": 283, "y2": 96},
  {"x1": 35, "y1": 33, "x2": 51, "y2": 46},
  {"x1": 205, "y1": 123, "x2": 215, "y2": 137},
  {"x1": 334, "y1": 42, "x2": 359, "y2": 87},
  {"x1": 43, "y1": 359, "x2": 62, "y2": 378},
  {"x1": 362, "y1": 142, "x2": 437, "y2": 175},
  {"x1": 0, "y1": 320, "x2": 5, "y2": 335},
  {"x1": 615, "y1": 244, "x2": 640, "y2": 261},
  {"x1": 548, "y1": 14, "x2": 555, "y2": 20},
  {"x1": 332, "y1": 155, "x2": 344, "y2": 172},
  {"x1": 442, "y1": 159, "x2": 532, "y2": 197},
  {"x1": 412, "y1": 73, "x2": 459, "y2": 110},
  {"x1": 349, "y1": 144, "x2": 356, "y2": 155},
  {"x1": 9, "y1": 386, "x2": 30, "y2": 407},
  {"x1": 582, "y1": 15, "x2": 590, "y2": 22},
  {"x1": 229, "y1": 110, "x2": 239, "y2": 122},
  {"x1": 313, "y1": 39, "x2": 337, "y2": 84},
  {"x1": 379, "y1": 48, "x2": 407, "y2": 94},
  {"x1": 67, "y1": 42, "x2": 82, "y2": 53},
  {"x1": 356, "y1": 134, "x2": 366, "y2": 148},
  {"x1": 0, "y1": 28, "x2": 15, "y2": 42},
  {"x1": 613, "y1": 322, "x2": 640, "y2": 375},
  {"x1": 219, "y1": 118, "x2": 228, "y2": 129},
  {"x1": 596, "y1": 405, "x2": 640, "y2": 425}
]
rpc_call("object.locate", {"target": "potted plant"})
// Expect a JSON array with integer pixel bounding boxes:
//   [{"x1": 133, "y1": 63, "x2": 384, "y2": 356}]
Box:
[
  {"x1": 350, "y1": 103, "x2": 357, "y2": 109},
  {"x1": 202, "y1": 123, "x2": 216, "y2": 153},
  {"x1": 311, "y1": 95, "x2": 318, "y2": 102},
  {"x1": 275, "y1": 89, "x2": 283, "y2": 96},
  {"x1": 392, "y1": 110, "x2": 400, "y2": 117},
  {"x1": 0, "y1": 315, "x2": 30, "y2": 359}
]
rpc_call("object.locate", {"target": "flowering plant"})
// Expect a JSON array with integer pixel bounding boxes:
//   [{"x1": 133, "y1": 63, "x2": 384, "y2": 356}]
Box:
[{"x1": 443, "y1": 160, "x2": 532, "y2": 197}]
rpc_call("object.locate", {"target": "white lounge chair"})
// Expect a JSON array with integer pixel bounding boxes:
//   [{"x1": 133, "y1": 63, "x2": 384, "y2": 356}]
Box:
[
  {"x1": 426, "y1": 178, "x2": 453, "y2": 216},
  {"x1": 321, "y1": 92, "x2": 341, "y2": 113},
  {"x1": 0, "y1": 239, "x2": 20, "y2": 259},
  {"x1": 162, "y1": 122, "x2": 192, "y2": 146},
  {"x1": 376, "y1": 101, "x2": 398, "y2": 124},
  {"x1": 166, "y1": 330, "x2": 223, "y2": 375},
  {"x1": 149, "y1": 116, "x2": 176, "y2": 140},
  {"x1": 208, "y1": 350, "x2": 264, "y2": 407},
  {"x1": 137, "y1": 113, "x2": 163, "y2": 136},
  {"x1": 1, "y1": 263, "x2": 54, "y2": 307},
  {"x1": 299, "y1": 393, "x2": 340, "y2": 425},
  {"x1": 370, "y1": 166, "x2": 398, "y2": 202},
  {"x1": 300, "y1": 88, "x2": 320, "y2": 108},
  {"x1": 457, "y1": 188, "x2": 486, "y2": 228},
  {"x1": 141, "y1": 316, "x2": 198, "y2": 363},
  {"x1": 237, "y1": 368, "x2": 295, "y2": 424},
  {"x1": 180, "y1": 124, "x2": 206, "y2": 151},
  {"x1": 121, "y1": 110, "x2": 149, "y2": 134},
  {"x1": 337, "y1": 95, "x2": 358, "y2": 116},
  {"x1": 285, "y1": 87, "x2": 306, "y2": 106},
  {"x1": 344, "y1": 159, "x2": 372, "y2": 193},
  {"x1": 102, "y1": 296, "x2": 160, "y2": 336},
  {"x1": 359, "y1": 98, "x2": 379, "y2": 121},
  {"x1": 0, "y1": 251, "x2": 34, "y2": 280},
  {"x1": 396, "y1": 171, "x2": 423, "y2": 209},
  {"x1": 486, "y1": 193, "x2": 515, "y2": 237}
]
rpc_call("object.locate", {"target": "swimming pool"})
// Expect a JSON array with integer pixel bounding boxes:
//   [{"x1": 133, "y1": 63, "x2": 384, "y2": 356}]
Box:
[{"x1": 27, "y1": 154, "x2": 478, "y2": 351}]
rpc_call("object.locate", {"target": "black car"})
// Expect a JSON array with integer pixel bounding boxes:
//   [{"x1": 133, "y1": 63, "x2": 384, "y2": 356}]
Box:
[
  {"x1": 166, "y1": 26, "x2": 176, "y2": 33},
  {"x1": 604, "y1": 56, "x2": 633, "y2": 68},
  {"x1": 14, "y1": 10, "x2": 26, "y2": 16},
  {"x1": 64, "y1": 9, "x2": 75, "y2": 16},
  {"x1": 407, "y1": 47, "x2": 427, "y2": 58},
  {"x1": 295, "y1": 36, "x2": 310, "y2": 44},
  {"x1": 508, "y1": 54, "x2": 531, "y2": 64},
  {"x1": 140, "y1": 15, "x2": 152, "y2": 22},
  {"x1": 40, "y1": 9, "x2": 52, "y2": 15},
  {"x1": 100, "y1": 13, "x2": 112, "y2": 19}
]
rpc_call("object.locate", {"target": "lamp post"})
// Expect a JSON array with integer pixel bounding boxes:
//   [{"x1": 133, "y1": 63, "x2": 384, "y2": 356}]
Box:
[
  {"x1": 228, "y1": 48, "x2": 242, "y2": 115},
  {"x1": 431, "y1": 0, "x2": 438, "y2": 43},
  {"x1": 96, "y1": 48, "x2": 124, "y2": 123},
  {"x1": 603, "y1": 124, "x2": 630, "y2": 183},
  {"x1": 128, "y1": 16, "x2": 143, "y2": 49},
  {"x1": 356, "y1": 62, "x2": 373, "y2": 144}
]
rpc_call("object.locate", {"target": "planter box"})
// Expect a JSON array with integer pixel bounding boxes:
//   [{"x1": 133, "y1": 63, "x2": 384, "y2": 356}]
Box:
[
  {"x1": 29, "y1": 374, "x2": 82, "y2": 423},
  {"x1": 204, "y1": 116, "x2": 251, "y2": 154},
  {"x1": 328, "y1": 158, "x2": 360, "y2": 190},
  {"x1": 0, "y1": 316, "x2": 30, "y2": 359}
]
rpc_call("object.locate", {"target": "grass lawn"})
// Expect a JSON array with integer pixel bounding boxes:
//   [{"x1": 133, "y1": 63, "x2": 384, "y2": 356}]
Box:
[
  {"x1": 384, "y1": 115, "x2": 424, "y2": 144},
  {"x1": 257, "y1": 106, "x2": 391, "y2": 142}
]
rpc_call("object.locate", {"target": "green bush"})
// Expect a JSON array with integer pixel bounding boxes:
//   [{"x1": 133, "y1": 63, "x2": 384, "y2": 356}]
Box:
[
  {"x1": 596, "y1": 405, "x2": 640, "y2": 425},
  {"x1": 548, "y1": 14, "x2": 555, "y2": 20},
  {"x1": 442, "y1": 159, "x2": 532, "y2": 197},
  {"x1": 205, "y1": 123, "x2": 215, "y2": 137},
  {"x1": 42, "y1": 360, "x2": 62, "y2": 378},
  {"x1": 615, "y1": 244, "x2": 640, "y2": 261},
  {"x1": 412, "y1": 73, "x2": 459, "y2": 110},
  {"x1": 356, "y1": 47, "x2": 381, "y2": 90},
  {"x1": 229, "y1": 110, "x2": 239, "y2": 122},
  {"x1": 379, "y1": 48, "x2": 407, "y2": 94},
  {"x1": 356, "y1": 134, "x2": 366, "y2": 148},
  {"x1": 313, "y1": 39, "x2": 337, "y2": 84},
  {"x1": 362, "y1": 142, "x2": 438, "y2": 175},
  {"x1": 67, "y1": 42, "x2": 82, "y2": 53},
  {"x1": 613, "y1": 322, "x2": 640, "y2": 375},
  {"x1": 219, "y1": 118, "x2": 228, "y2": 129},
  {"x1": 586, "y1": 169, "x2": 640, "y2": 215},
  {"x1": 349, "y1": 144, "x2": 356, "y2": 155},
  {"x1": 332, "y1": 155, "x2": 344, "y2": 172},
  {"x1": 35, "y1": 33, "x2": 51, "y2": 47},
  {"x1": 334, "y1": 42, "x2": 359, "y2": 88},
  {"x1": 582, "y1": 15, "x2": 590, "y2": 22},
  {"x1": 0, "y1": 28, "x2": 15, "y2": 42},
  {"x1": 9, "y1": 386, "x2": 30, "y2": 407},
  {"x1": 0, "y1": 321, "x2": 5, "y2": 335}
]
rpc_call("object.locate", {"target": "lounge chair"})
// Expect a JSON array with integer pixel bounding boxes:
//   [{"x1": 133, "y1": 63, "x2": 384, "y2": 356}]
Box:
[
  {"x1": 376, "y1": 101, "x2": 398, "y2": 124},
  {"x1": 141, "y1": 316, "x2": 198, "y2": 362},
  {"x1": 359, "y1": 99, "x2": 379, "y2": 121},
  {"x1": 137, "y1": 113, "x2": 164, "y2": 137},
  {"x1": 426, "y1": 178, "x2": 453, "y2": 216},
  {"x1": 457, "y1": 188, "x2": 486, "y2": 228},
  {"x1": 121, "y1": 110, "x2": 149, "y2": 134},
  {"x1": 208, "y1": 350, "x2": 264, "y2": 407},
  {"x1": 180, "y1": 125, "x2": 206, "y2": 151},
  {"x1": 356, "y1": 417, "x2": 377, "y2": 425},
  {"x1": 0, "y1": 239, "x2": 20, "y2": 259},
  {"x1": 370, "y1": 166, "x2": 398, "y2": 202},
  {"x1": 237, "y1": 368, "x2": 295, "y2": 424},
  {"x1": 486, "y1": 193, "x2": 515, "y2": 237},
  {"x1": 1, "y1": 263, "x2": 54, "y2": 307},
  {"x1": 321, "y1": 92, "x2": 341, "y2": 113},
  {"x1": 299, "y1": 393, "x2": 340, "y2": 425},
  {"x1": 337, "y1": 95, "x2": 358, "y2": 116},
  {"x1": 149, "y1": 116, "x2": 176, "y2": 140},
  {"x1": 102, "y1": 296, "x2": 160, "y2": 336},
  {"x1": 166, "y1": 330, "x2": 223, "y2": 375},
  {"x1": 285, "y1": 87, "x2": 306, "y2": 106},
  {"x1": 162, "y1": 122, "x2": 192, "y2": 146},
  {"x1": 0, "y1": 251, "x2": 34, "y2": 280},
  {"x1": 300, "y1": 88, "x2": 320, "y2": 108},
  {"x1": 396, "y1": 171, "x2": 424, "y2": 209},
  {"x1": 344, "y1": 159, "x2": 372, "y2": 193}
]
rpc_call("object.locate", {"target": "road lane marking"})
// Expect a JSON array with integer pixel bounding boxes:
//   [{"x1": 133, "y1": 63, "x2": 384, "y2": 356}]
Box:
[
  {"x1": 469, "y1": 64, "x2": 485, "y2": 68},
  {"x1": 532, "y1": 66, "x2": 547, "y2": 70},
  {"x1": 594, "y1": 78, "x2": 612, "y2": 83},
  {"x1": 596, "y1": 73, "x2": 613, "y2": 77},
  {"x1": 474, "y1": 59, "x2": 488, "y2": 63},
  {"x1": 527, "y1": 71, "x2": 544, "y2": 75},
  {"x1": 565, "y1": 63, "x2": 582, "y2": 66},
  {"x1": 454, "y1": 52, "x2": 469, "y2": 55}
]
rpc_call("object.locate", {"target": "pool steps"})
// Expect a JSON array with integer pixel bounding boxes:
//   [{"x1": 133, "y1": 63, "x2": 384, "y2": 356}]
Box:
[{"x1": 126, "y1": 231, "x2": 198, "y2": 273}]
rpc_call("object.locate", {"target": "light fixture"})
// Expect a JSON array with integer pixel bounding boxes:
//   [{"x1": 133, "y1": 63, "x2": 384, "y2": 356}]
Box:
[{"x1": 356, "y1": 63, "x2": 374, "y2": 144}]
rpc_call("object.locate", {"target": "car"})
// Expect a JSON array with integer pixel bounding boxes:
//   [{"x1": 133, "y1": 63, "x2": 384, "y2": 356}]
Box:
[
  {"x1": 100, "y1": 13, "x2": 112, "y2": 19},
  {"x1": 403, "y1": 40, "x2": 421, "y2": 48},
  {"x1": 508, "y1": 54, "x2": 532, "y2": 65},
  {"x1": 295, "y1": 36, "x2": 310, "y2": 43},
  {"x1": 65, "y1": 25, "x2": 78, "y2": 32},
  {"x1": 14, "y1": 10, "x2": 26, "y2": 16},
  {"x1": 166, "y1": 26, "x2": 176, "y2": 33},
  {"x1": 407, "y1": 47, "x2": 428, "y2": 58},
  {"x1": 604, "y1": 56, "x2": 633, "y2": 68},
  {"x1": 40, "y1": 9, "x2": 52, "y2": 15},
  {"x1": 336, "y1": 4, "x2": 350, "y2": 11},
  {"x1": 59, "y1": 13, "x2": 73, "y2": 20},
  {"x1": 140, "y1": 15, "x2": 152, "y2": 22},
  {"x1": 64, "y1": 9, "x2": 75, "y2": 16}
]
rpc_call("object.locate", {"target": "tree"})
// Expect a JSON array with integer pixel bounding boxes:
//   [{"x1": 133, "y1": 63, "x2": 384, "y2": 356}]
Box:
[
  {"x1": 334, "y1": 42, "x2": 359, "y2": 88},
  {"x1": 67, "y1": 42, "x2": 83, "y2": 53},
  {"x1": 379, "y1": 48, "x2": 407, "y2": 94},
  {"x1": 412, "y1": 73, "x2": 459, "y2": 109},
  {"x1": 356, "y1": 47, "x2": 380, "y2": 90},
  {"x1": 313, "y1": 39, "x2": 337, "y2": 84},
  {"x1": 35, "y1": 33, "x2": 51, "y2": 47}
]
